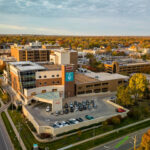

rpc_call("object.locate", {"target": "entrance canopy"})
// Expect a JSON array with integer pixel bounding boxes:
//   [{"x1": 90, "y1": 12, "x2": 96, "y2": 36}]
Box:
[{"x1": 33, "y1": 92, "x2": 62, "y2": 112}]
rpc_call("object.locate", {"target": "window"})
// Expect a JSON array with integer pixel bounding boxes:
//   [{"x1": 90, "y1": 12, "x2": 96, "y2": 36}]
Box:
[
  {"x1": 31, "y1": 92, "x2": 36, "y2": 96},
  {"x1": 56, "y1": 74, "x2": 59, "y2": 77},
  {"x1": 102, "y1": 82, "x2": 108, "y2": 86},
  {"x1": 94, "y1": 89, "x2": 101, "y2": 93},
  {"x1": 86, "y1": 90, "x2": 92, "y2": 94},
  {"x1": 39, "y1": 83, "x2": 42, "y2": 85},
  {"x1": 77, "y1": 91, "x2": 85, "y2": 95},
  {"x1": 39, "y1": 76, "x2": 41, "y2": 78},
  {"x1": 78, "y1": 86, "x2": 82, "y2": 90},
  {"x1": 52, "y1": 81, "x2": 55, "y2": 84},
  {"x1": 118, "y1": 80, "x2": 122, "y2": 84},
  {"x1": 42, "y1": 90, "x2": 46, "y2": 93},
  {"x1": 44, "y1": 75, "x2": 47, "y2": 78},
  {"x1": 57, "y1": 81, "x2": 59, "y2": 84},
  {"x1": 102, "y1": 88, "x2": 108, "y2": 92},
  {"x1": 52, "y1": 75, "x2": 55, "y2": 77},
  {"x1": 94, "y1": 84, "x2": 101, "y2": 87},
  {"x1": 86, "y1": 85, "x2": 93, "y2": 88},
  {"x1": 44, "y1": 82, "x2": 47, "y2": 85}
]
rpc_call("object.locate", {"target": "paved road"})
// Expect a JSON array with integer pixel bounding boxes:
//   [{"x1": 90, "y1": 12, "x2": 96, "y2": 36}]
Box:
[
  {"x1": 91, "y1": 127, "x2": 150, "y2": 150},
  {"x1": 0, "y1": 116, "x2": 14, "y2": 150}
]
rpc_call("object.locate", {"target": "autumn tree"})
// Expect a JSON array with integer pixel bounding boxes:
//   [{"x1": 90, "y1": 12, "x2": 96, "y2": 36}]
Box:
[
  {"x1": 1, "y1": 93, "x2": 9, "y2": 104},
  {"x1": 129, "y1": 73, "x2": 148, "y2": 101},
  {"x1": 117, "y1": 86, "x2": 133, "y2": 107}
]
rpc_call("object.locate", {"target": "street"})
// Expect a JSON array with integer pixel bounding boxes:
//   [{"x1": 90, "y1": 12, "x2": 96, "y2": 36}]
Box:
[
  {"x1": 0, "y1": 117, "x2": 13, "y2": 150},
  {"x1": 91, "y1": 127, "x2": 150, "y2": 150}
]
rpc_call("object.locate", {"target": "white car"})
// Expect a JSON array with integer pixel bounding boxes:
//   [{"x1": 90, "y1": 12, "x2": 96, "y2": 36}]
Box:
[
  {"x1": 69, "y1": 118, "x2": 79, "y2": 124},
  {"x1": 61, "y1": 121, "x2": 69, "y2": 126},
  {"x1": 46, "y1": 106, "x2": 50, "y2": 112},
  {"x1": 54, "y1": 121, "x2": 63, "y2": 128}
]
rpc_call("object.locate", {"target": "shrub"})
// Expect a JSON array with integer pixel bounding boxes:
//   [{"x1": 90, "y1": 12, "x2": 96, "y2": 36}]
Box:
[
  {"x1": 39, "y1": 133, "x2": 52, "y2": 139},
  {"x1": 111, "y1": 116, "x2": 121, "y2": 125}
]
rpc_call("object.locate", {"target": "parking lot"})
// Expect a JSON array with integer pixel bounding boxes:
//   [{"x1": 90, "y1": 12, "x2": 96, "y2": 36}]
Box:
[{"x1": 26, "y1": 94, "x2": 118, "y2": 127}]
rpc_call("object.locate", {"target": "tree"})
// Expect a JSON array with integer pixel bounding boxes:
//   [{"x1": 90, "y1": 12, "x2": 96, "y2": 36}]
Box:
[
  {"x1": 117, "y1": 86, "x2": 133, "y2": 107},
  {"x1": 1, "y1": 93, "x2": 9, "y2": 103},
  {"x1": 129, "y1": 73, "x2": 148, "y2": 101},
  {"x1": 111, "y1": 116, "x2": 121, "y2": 125}
]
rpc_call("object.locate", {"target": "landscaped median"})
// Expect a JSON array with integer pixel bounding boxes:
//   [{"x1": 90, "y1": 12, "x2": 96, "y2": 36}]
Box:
[
  {"x1": 1, "y1": 112, "x2": 22, "y2": 150},
  {"x1": 7, "y1": 106, "x2": 150, "y2": 150}
]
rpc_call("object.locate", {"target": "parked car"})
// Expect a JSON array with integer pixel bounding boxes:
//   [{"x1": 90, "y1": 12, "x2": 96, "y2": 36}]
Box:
[
  {"x1": 54, "y1": 121, "x2": 63, "y2": 128},
  {"x1": 76, "y1": 117, "x2": 84, "y2": 122},
  {"x1": 85, "y1": 115, "x2": 94, "y2": 120},
  {"x1": 61, "y1": 121, "x2": 69, "y2": 126},
  {"x1": 116, "y1": 108, "x2": 126, "y2": 113},
  {"x1": 46, "y1": 106, "x2": 50, "y2": 112},
  {"x1": 69, "y1": 118, "x2": 79, "y2": 124},
  {"x1": 64, "y1": 109, "x2": 69, "y2": 114},
  {"x1": 64, "y1": 103, "x2": 68, "y2": 108},
  {"x1": 70, "y1": 107, "x2": 74, "y2": 112}
]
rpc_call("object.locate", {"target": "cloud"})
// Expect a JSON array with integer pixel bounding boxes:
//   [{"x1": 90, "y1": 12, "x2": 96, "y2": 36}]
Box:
[{"x1": 0, "y1": 24, "x2": 27, "y2": 30}]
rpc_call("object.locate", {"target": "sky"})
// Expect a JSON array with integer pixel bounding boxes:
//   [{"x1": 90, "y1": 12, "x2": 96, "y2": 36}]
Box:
[{"x1": 0, "y1": 0, "x2": 150, "y2": 35}]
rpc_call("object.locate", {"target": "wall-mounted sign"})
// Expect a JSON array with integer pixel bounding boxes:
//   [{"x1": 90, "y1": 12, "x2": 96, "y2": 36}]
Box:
[
  {"x1": 65, "y1": 66, "x2": 73, "y2": 71},
  {"x1": 65, "y1": 72, "x2": 74, "y2": 82}
]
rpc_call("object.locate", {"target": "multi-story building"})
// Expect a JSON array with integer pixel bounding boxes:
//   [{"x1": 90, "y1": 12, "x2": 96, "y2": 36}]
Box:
[
  {"x1": 75, "y1": 72, "x2": 128, "y2": 95},
  {"x1": 104, "y1": 59, "x2": 150, "y2": 74},
  {"x1": 11, "y1": 41, "x2": 78, "y2": 67},
  {"x1": 49, "y1": 49, "x2": 78, "y2": 68},
  {"x1": 4, "y1": 61, "x2": 75, "y2": 108},
  {"x1": 11, "y1": 41, "x2": 50, "y2": 62}
]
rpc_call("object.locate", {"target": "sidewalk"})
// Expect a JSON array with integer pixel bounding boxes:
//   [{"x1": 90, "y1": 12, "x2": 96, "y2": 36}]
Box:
[
  {"x1": 5, "y1": 110, "x2": 26, "y2": 150},
  {"x1": 60, "y1": 117, "x2": 150, "y2": 150}
]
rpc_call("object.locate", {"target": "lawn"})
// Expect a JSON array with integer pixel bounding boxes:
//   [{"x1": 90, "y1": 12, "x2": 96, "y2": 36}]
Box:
[
  {"x1": 68, "y1": 119, "x2": 150, "y2": 150},
  {"x1": 8, "y1": 109, "x2": 143, "y2": 150},
  {"x1": 1, "y1": 112, "x2": 22, "y2": 150}
]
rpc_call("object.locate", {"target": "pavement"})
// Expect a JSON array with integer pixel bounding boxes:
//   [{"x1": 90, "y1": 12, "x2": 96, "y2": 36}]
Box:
[
  {"x1": 0, "y1": 117, "x2": 14, "y2": 150},
  {"x1": 91, "y1": 127, "x2": 150, "y2": 150},
  {"x1": 0, "y1": 99, "x2": 14, "y2": 150},
  {"x1": 26, "y1": 93, "x2": 117, "y2": 126}
]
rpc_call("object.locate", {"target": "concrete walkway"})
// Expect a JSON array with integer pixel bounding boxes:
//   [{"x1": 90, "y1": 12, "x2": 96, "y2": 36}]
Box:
[
  {"x1": 61, "y1": 117, "x2": 150, "y2": 150},
  {"x1": 5, "y1": 110, "x2": 26, "y2": 150}
]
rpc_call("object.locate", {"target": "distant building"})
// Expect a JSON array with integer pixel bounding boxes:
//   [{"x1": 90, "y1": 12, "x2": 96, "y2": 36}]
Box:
[
  {"x1": 104, "y1": 59, "x2": 150, "y2": 74},
  {"x1": 49, "y1": 49, "x2": 78, "y2": 68}
]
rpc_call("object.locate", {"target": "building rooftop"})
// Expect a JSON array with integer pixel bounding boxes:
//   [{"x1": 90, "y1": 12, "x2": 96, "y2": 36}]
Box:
[
  {"x1": 9, "y1": 61, "x2": 45, "y2": 71},
  {"x1": 84, "y1": 71, "x2": 129, "y2": 81},
  {"x1": 105, "y1": 58, "x2": 150, "y2": 66},
  {"x1": 34, "y1": 92, "x2": 60, "y2": 101},
  {"x1": 75, "y1": 73, "x2": 99, "y2": 84},
  {"x1": 40, "y1": 63, "x2": 61, "y2": 71}
]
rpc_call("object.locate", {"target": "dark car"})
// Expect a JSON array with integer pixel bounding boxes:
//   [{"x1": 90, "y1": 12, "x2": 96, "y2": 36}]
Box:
[
  {"x1": 86, "y1": 100, "x2": 89, "y2": 105},
  {"x1": 76, "y1": 118, "x2": 84, "y2": 122},
  {"x1": 64, "y1": 103, "x2": 68, "y2": 108},
  {"x1": 64, "y1": 109, "x2": 69, "y2": 114},
  {"x1": 70, "y1": 107, "x2": 74, "y2": 112},
  {"x1": 85, "y1": 115, "x2": 94, "y2": 120}
]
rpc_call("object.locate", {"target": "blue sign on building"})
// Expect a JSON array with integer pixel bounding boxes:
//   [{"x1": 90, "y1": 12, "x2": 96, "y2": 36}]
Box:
[{"x1": 65, "y1": 72, "x2": 74, "y2": 82}]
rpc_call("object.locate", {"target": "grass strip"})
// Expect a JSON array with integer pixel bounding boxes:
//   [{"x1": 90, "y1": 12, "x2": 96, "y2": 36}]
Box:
[{"x1": 67, "y1": 120, "x2": 150, "y2": 150}]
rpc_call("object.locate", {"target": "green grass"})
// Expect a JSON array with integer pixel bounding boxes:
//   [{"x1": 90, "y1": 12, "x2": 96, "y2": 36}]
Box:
[
  {"x1": 8, "y1": 109, "x2": 143, "y2": 150},
  {"x1": 68, "y1": 120, "x2": 150, "y2": 150},
  {"x1": 1, "y1": 112, "x2": 22, "y2": 150}
]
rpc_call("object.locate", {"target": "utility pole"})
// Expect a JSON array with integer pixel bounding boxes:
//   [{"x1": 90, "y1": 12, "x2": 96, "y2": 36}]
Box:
[{"x1": 133, "y1": 135, "x2": 137, "y2": 150}]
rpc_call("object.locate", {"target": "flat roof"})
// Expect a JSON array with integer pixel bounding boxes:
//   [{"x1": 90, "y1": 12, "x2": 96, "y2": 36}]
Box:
[
  {"x1": 84, "y1": 71, "x2": 129, "y2": 81},
  {"x1": 41, "y1": 64, "x2": 61, "y2": 70},
  {"x1": 75, "y1": 73, "x2": 99, "y2": 84},
  {"x1": 9, "y1": 61, "x2": 45, "y2": 71},
  {"x1": 34, "y1": 92, "x2": 60, "y2": 100}
]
